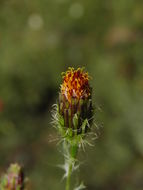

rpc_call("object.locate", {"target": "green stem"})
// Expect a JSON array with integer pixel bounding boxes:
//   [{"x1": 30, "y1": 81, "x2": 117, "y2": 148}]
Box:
[
  {"x1": 65, "y1": 160, "x2": 72, "y2": 190},
  {"x1": 65, "y1": 143, "x2": 78, "y2": 190}
]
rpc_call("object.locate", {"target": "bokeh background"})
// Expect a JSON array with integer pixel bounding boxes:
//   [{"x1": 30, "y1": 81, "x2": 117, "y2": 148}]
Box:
[{"x1": 0, "y1": 0, "x2": 143, "y2": 189}]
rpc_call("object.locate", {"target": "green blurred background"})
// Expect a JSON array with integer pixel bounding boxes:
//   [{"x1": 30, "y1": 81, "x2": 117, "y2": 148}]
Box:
[{"x1": 0, "y1": 0, "x2": 143, "y2": 189}]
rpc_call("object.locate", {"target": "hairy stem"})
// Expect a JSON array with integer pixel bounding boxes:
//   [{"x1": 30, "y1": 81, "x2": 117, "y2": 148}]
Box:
[{"x1": 65, "y1": 143, "x2": 78, "y2": 190}]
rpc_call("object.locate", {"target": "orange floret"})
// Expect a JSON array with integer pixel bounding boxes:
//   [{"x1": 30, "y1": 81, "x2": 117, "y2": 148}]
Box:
[{"x1": 61, "y1": 67, "x2": 91, "y2": 102}]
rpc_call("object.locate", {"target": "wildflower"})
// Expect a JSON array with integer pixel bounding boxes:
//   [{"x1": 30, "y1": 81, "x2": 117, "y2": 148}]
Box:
[
  {"x1": 58, "y1": 67, "x2": 93, "y2": 135},
  {"x1": 0, "y1": 163, "x2": 24, "y2": 190},
  {"x1": 53, "y1": 67, "x2": 95, "y2": 190}
]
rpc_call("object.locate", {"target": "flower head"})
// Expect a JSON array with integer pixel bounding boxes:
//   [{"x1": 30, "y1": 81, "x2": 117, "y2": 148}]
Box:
[
  {"x1": 61, "y1": 67, "x2": 91, "y2": 103},
  {"x1": 58, "y1": 67, "x2": 93, "y2": 136}
]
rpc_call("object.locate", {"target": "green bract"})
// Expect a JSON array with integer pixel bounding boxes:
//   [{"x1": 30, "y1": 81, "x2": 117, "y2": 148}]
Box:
[{"x1": 58, "y1": 93, "x2": 94, "y2": 137}]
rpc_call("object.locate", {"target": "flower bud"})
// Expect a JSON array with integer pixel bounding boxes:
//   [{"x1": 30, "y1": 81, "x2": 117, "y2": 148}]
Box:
[
  {"x1": 0, "y1": 163, "x2": 24, "y2": 190},
  {"x1": 58, "y1": 67, "x2": 93, "y2": 135}
]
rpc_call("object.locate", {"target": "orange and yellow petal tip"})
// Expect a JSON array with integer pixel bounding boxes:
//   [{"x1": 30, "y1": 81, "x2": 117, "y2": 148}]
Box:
[{"x1": 60, "y1": 67, "x2": 91, "y2": 102}]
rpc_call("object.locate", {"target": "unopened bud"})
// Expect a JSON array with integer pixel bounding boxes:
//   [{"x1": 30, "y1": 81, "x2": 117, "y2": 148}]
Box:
[{"x1": 0, "y1": 163, "x2": 24, "y2": 190}]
